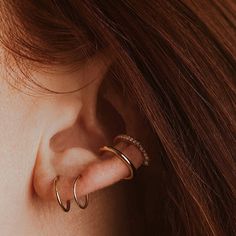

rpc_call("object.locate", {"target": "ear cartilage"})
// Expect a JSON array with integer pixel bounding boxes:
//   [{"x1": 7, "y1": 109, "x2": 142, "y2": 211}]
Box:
[
  {"x1": 113, "y1": 134, "x2": 150, "y2": 167},
  {"x1": 99, "y1": 145, "x2": 136, "y2": 180}
]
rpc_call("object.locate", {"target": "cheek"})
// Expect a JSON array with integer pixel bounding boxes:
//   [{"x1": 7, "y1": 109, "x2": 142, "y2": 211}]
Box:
[{"x1": 0, "y1": 80, "x2": 42, "y2": 229}]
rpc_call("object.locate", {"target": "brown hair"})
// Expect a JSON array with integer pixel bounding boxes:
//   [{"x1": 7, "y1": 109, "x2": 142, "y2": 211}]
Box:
[{"x1": 0, "y1": 1, "x2": 235, "y2": 235}]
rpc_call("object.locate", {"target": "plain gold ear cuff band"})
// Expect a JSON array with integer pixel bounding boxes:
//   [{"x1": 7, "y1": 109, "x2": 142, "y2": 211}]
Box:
[
  {"x1": 99, "y1": 145, "x2": 136, "y2": 180},
  {"x1": 54, "y1": 176, "x2": 71, "y2": 212}
]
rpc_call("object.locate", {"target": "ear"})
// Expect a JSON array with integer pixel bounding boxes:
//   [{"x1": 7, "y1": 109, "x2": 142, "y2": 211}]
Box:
[
  {"x1": 32, "y1": 98, "x2": 144, "y2": 203},
  {"x1": 32, "y1": 59, "x2": 145, "y2": 206}
]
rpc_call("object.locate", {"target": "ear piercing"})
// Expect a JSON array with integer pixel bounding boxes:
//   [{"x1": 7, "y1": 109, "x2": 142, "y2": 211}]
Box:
[
  {"x1": 54, "y1": 134, "x2": 149, "y2": 212},
  {"x1": 73, "y1": 175, "x2": 89, "y2": 209},
  {"x1": 54, "y1": 175, "x2": 89, "y2": 212},
  {"x1": 99, "y1": 134, "x2": 150, "y2": 180},
  {"x1": 54, "y1": 176, "x2": 71, "y2": 212}
]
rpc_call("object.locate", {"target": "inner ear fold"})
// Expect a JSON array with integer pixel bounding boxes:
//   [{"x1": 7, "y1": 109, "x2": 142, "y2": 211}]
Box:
[
  {"x1": 97, "y1": 94, "x2": 126, "y2": 140},
  {"x1": 96, "y1": 76, "x2": 126, "y2": 141}
]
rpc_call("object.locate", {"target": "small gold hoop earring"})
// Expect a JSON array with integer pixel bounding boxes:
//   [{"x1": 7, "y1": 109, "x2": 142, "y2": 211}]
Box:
[
  {"x1": 54, "y1": 176, "x2": 71, "y2": 212},
  {"x1": 73, "y1": 175, "x2": 89, "y2": 209}
]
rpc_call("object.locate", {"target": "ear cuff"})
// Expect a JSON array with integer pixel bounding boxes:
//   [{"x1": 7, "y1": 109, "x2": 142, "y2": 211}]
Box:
[
  {"x1": 113, "y1": 134, "x2": 150, "y2": 166},
  {"x1": 54, "y1": 134, "x2": 149, "y2": 212},
  {"x1": 99, "y1": 145, "x2": 136, "y2": 180}
]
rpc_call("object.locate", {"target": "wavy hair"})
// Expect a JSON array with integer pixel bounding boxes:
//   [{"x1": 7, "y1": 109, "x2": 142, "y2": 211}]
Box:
[{"x1": 0, "y1": 1, "x2": 235, "y2": 235}]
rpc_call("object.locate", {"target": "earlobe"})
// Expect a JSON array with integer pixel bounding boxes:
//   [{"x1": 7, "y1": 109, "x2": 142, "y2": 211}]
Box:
[{"x1": 33, "y1": 146, "x2": 98, "y2": 201}]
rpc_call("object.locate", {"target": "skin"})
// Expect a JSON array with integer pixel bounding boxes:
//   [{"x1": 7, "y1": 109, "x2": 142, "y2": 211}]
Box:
[{"x1": 0, "y1": 49, "x2": 148, "y2": 236}]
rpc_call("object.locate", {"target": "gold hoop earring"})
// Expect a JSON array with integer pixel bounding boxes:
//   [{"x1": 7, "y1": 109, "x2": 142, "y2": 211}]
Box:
[
  {"x1": 99, "y1": 145, "x2": 136, "y2": 180},
  {"x1": 73, "y1": 175, "x2": 89, "y2": 209},
  {"x1": 54, "y1": 176, "x2": 71, "y2": 212}
]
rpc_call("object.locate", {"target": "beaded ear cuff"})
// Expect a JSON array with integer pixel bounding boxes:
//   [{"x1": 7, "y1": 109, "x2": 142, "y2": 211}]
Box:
[{"x1": 113, "y1": 134, "x2": 150, "y2": 166}]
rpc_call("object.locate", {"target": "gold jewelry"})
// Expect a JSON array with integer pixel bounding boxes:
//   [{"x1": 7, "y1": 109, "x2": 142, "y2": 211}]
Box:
[
  {"x1": 99, "y1": 145, "x2": 136, "y2": 180},
  {"x1": 114, "y1": 134, "x2": 150, "y2": 166},
  {"x1": 73, "y1": 175, "x2": 89, "y2": 209},
  {"x1": 54, "y1": 176, "x2": 71, "y2": 212}
]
